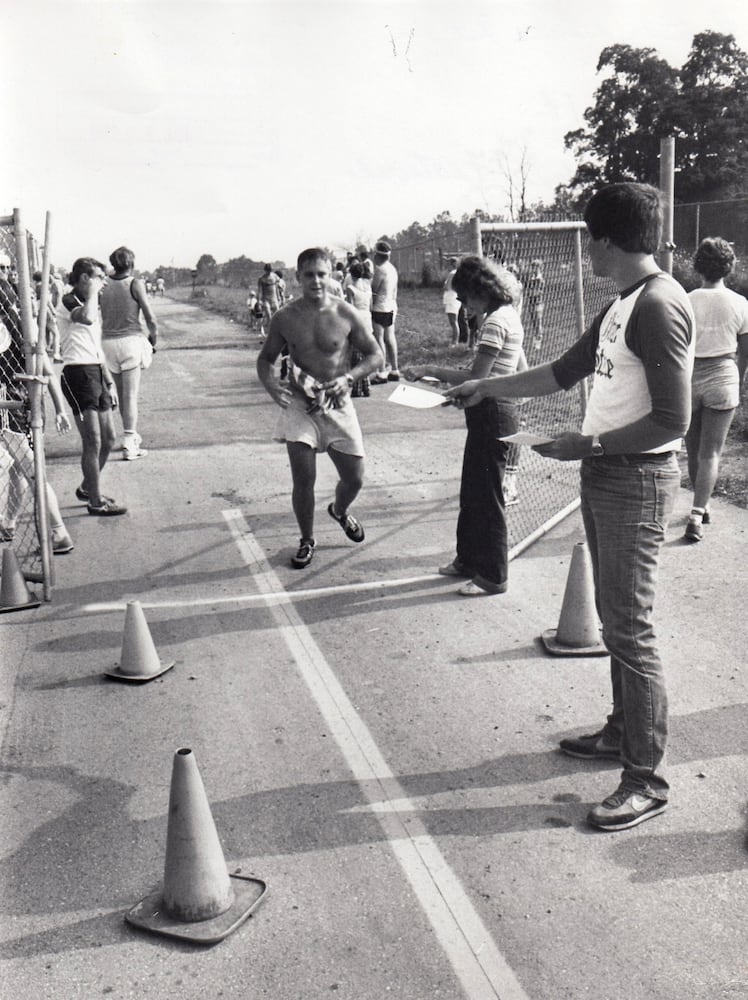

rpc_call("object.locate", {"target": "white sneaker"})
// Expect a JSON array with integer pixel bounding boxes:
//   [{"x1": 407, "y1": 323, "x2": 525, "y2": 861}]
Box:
[{"x1": 123, "y1": 434, "x2": 148, "y2": 461}]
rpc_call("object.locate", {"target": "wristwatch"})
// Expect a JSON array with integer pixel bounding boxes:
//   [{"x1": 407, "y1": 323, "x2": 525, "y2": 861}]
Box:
[{"x1": 591, "y1": 434, "x2": 605, "y2": 457}]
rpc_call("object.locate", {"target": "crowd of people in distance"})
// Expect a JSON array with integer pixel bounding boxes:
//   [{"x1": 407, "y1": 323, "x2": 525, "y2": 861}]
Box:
[{"x1": 0, "y1": 245, "x2": 161, "y2": 555}]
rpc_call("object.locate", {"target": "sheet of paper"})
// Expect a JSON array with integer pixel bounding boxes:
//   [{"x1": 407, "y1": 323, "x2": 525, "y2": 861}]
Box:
[
  {"x1": 499, "y1": 431, "x2": 555, "y2": 446},
  {"x1": 387, "y1": 383, "x2": 447, "y2": 409}
]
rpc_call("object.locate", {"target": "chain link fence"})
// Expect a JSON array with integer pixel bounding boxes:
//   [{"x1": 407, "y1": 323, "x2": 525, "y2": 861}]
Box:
[
  {"x1": 477, "y1": 221, "x2": 616, "y2": 556},
  {"x1": 390, "y1": 230, "x2": 472, "y2": 286},
  {"x1": 674, "y1": 198, "x2": 748, "y2": 258},
  {"x1": 1, "y1": 212, "x2": 50, "y2": 597}
]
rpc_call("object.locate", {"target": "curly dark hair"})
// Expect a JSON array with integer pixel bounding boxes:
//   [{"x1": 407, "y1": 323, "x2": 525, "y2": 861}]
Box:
[
  {"x1": 451, "y1": 255, "x2": 520, "y2": 308},
  {"x1": 693, "y1": 237, "x2": 736, "y2": 282}
]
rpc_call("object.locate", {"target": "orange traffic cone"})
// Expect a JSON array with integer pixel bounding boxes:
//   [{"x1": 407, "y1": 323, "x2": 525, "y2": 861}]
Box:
[
  {"x1": 105, "y1": 600, "x2": 175, "y2": 681},
  {"x1": 0, "y1": 547, "x2": 41, "y2": 613},
  {"x1": 126, "y1": 748, "x2": 267, "y2": 943},
  {"x1": 540, "y1": 541, "x2": 607, "y2": 656}
]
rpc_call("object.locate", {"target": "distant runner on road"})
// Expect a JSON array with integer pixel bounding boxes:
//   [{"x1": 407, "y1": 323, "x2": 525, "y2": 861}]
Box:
[{"x1": 256, "y1": 247, "x2": 382, "y2": 569}]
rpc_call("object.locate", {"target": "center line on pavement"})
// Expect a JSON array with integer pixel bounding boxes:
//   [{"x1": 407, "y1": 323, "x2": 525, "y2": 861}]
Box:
[{"x1": 223, "y1": 508, "x2": 529, "y2": 1000}]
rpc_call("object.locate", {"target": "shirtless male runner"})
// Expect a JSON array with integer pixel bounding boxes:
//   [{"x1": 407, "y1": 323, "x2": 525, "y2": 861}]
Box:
[{"x1": 256, "y1": 247, "x2": 382, "y2": 568}]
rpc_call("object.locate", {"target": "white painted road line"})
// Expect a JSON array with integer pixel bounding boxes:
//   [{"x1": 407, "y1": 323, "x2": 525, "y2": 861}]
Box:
[
  {"x1": 79, "y1": 574, "x2": 446, "y2": 613},
  {"x1": 223, "y1": 508, "x2": 529, "y2": 1000}
]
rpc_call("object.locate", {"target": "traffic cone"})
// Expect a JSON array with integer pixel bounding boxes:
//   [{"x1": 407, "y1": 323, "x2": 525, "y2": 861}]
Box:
[
  {"x1": 125, "y1": 748, "x2": 267, "y2": 943},
  {"x1": 105, "y1": 600, "x2": 175, "y2": 681},
  {"x1": 540, "y1": 541, "x2": 607, "y2": 656},
  {"x1": 0, "y1": 547, "x2": 41, "y2": 613}
]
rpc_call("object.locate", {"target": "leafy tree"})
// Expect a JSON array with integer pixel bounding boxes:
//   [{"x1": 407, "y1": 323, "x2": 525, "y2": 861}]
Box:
[
  {"x1": 561, "y1": 32, "x2": 748, "y2": 207},
  {"x1": 675, "y1": 31, "x2": 748, "y2": 200},
  {"x1": 563, "y1": 44, "x2": 679, "y2": 204},
  {"x1": 195, "y1": 253, "x2": 217, "y2": 284}
]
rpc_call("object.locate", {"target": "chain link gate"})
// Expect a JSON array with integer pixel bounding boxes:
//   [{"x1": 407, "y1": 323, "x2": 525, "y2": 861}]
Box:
[{"x1": 472, "y1": 219, "x2": 617, "y2": 556}]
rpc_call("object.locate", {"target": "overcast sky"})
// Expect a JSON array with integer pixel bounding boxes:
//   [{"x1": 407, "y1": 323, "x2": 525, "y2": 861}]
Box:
[{"x1": 3, "y1": 0, "x2": 746, "y2": 273}]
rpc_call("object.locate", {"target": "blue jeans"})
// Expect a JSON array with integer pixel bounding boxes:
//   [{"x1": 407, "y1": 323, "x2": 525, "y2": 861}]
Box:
[
  {"x1": 456, "y1": 399, "x2": 518, "y2": 590},
  {"x1": 580, "y1": 453, "x2": 680, "y2": 800}
]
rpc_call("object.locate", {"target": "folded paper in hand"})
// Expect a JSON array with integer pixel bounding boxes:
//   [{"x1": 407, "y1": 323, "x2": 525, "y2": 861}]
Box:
[
  {"x1": 388, "y1": 384, "x2": 446, "y2": 409},
  {"x1": 499, "y1": 431, "x2": 555, "y2": 446}
]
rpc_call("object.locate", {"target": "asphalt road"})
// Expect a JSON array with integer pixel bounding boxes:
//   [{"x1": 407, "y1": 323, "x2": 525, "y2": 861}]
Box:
[{"x1": 1, "y1": 297, "x2": 746, "y2": 1000}]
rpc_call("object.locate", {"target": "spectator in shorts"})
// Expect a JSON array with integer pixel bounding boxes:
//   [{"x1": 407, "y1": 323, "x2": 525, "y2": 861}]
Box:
[
  {"x1": 344, "y1": 261, "x2": 374, "y2": 397},
  {"x1": 442, "y1": 257, "x2": 461, "y2": 347},
  {"x1": 275, "y1": 269, "x2": 287, "y2": 305},
  {"x1": 447, "y1": 182, "x2": 694, "y2": 831},
  {"x1": 258, "y1": 263, "x2": 282, "y2": 324},
  {"x1": 370, "y1": 240, "x2": 400, "y2": 383},
  {"x1": 99, "y1": 247, "x2": 158, "y2": 461},
  {"x1": 256, "y1": 247, "x2": 382, "y2": 568},
  {"x1": 59, "y1": 258, "x2": 126, "y2": 516},
  {"x1": 683, "y1": 237, "x2": 748, "y2": 541},
  {"x1": 405, "y1": 256, "x2": 525, "y2": 596}
]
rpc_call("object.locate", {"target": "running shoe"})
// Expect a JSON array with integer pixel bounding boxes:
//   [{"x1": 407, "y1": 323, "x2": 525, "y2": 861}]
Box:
[
  {"x1": 87, "y1": 499, "x2": 127, "y2": 516},
  {"x1": 684, "y1": 518, "x2": 703, "y2": 543},
  {"x1": 291, "y1": 538, "x2": 315, "y2": 568},
  {"x1": 52, "y1": 532, "x2": 74, "y2": 555},
  {"x1": 327, "y1": 503, "x2": 365, "y2": 542},
  {"x1": 559, "y1": 731, "x2": 621, "y2": 761},
  {"x1": 587, "y1": 785, "x2": 667, "y2": 831}
]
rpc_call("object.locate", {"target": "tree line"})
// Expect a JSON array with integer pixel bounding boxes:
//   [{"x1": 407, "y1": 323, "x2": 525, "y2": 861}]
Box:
[{"x1": 158, "y1": 30, "x2": 748, "y2": 282}]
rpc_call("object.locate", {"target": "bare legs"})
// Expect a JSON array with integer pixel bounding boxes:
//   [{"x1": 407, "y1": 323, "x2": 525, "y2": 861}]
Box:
[
  {"x1": 685, "y1": 405, "x2": 735, "y2": 511},
  {"x1": 73, "y1": 408, "x2": 116, "y2": 505},
  {"x1": 286, "y1": 442, "x2": 364, "y2": 541},
  {"x1": 112, "y1": 365, "x2": 142, "y2": 444}
]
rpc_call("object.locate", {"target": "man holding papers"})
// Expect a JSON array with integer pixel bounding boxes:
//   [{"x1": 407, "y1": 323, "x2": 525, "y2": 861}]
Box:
[{"x1": 446, "y1": 183, "x2": 694, "y2": 832}]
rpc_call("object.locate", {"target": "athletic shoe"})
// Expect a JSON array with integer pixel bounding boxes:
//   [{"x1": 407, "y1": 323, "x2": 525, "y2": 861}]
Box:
[
  {"x1": 76, "y1": 486, "x2": 115, "y2": 504},
  {"x1": 87, "y1": 499, "x2": 127, "y2": 516},
  {"x1": 702, "y1": 508, "x2": 712, "y2": 525},
  {"x1": 327, "y1": 503, "x2": 365, "y2": 542},
  {"x1": 684, "y1": 518, "x2": 703, "y2": 542},
  {"x1": 52, "y1": 532, "x2": 74, "y2": 555},
  {"x1": 123, "y1": 445, "x2": 148, "y2": 461},
  {"x1": 559, "y1": 730, "x2": 621, "y2": 761},
  {"x1": 291, "y1": 538, "x2": 315, "y2": 568},
  {"x1": 457, "y1": 579, "x2": 508, "y2": 596},
  {"x1": 438, "y1": 560, "x2": 472, "y2": 578},
  {"x1": 387, "y1": 371, "x2": 401, "y2": 381},
  {"x1": 587, "y1": 785, "x2": 667, "y2": 831},
  {"x1": 371, "y1": 374, "x2": 389, "y2": 385}
]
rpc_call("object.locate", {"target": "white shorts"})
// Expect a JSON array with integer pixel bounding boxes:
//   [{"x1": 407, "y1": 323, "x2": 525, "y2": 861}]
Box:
[
  {"x1": 102, "y1": 335, "x2": 153, "y2": 374},
  {"x1": 691, "y1": 356, "x2": 740, "y2": 411},
  {"x1": 273, "y1": 393, "x2": 365, "y2": 456},
  {"x1": 443, "y1": 290, "x2": 460, "y2": 315}
]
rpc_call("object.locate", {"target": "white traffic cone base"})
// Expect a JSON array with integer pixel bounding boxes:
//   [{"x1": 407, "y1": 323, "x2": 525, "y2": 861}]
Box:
[
  {"x1": 105, "y1": 600, "x2": 175, "y2": 681},
  {"x1": 0, "y1": 547, "x2": 41, "y2": 613},
  {"x1": 105, "y1": 659, "x2": 175, "y2": 682},
  {"x1": 540, "y1": 626, "x2": 607, "y2": 657},
  {"x1": 125, "y1": 873, "x2": 267, "y2": 944}
]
